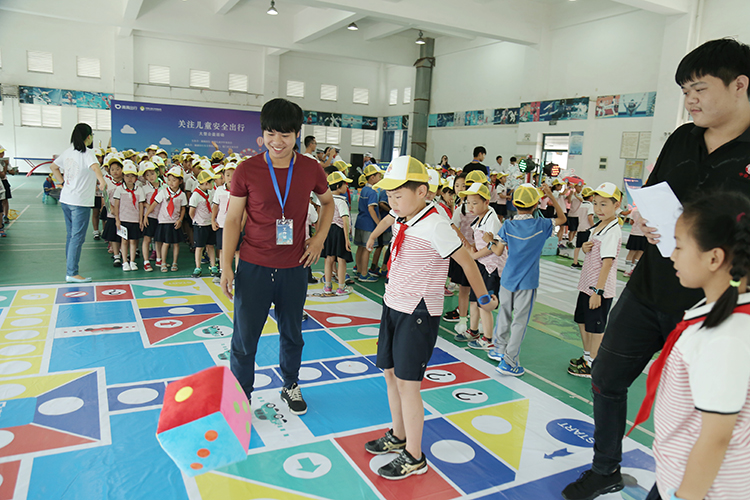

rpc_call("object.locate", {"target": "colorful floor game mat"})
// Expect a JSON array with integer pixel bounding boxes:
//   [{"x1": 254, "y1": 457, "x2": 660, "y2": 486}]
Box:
[{"x1": 0, "y1": 278, "x2": 655, "y2": 499}]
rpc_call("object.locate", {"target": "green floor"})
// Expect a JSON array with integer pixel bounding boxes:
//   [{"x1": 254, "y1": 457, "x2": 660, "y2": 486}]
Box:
[{"x1": 0, "y1": 178, "x2": 654, "y2": 448}]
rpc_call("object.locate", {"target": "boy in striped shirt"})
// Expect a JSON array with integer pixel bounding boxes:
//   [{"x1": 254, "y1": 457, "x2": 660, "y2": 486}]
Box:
[{"x1": 364, "y1": 156, "x2": 498, "y2": 480}]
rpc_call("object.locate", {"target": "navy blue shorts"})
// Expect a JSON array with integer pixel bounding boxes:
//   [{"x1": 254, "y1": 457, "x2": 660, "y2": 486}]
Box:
[
  {"x1": 193, "y1": 224, "x2": 216, "y2": 248},
  {"x1": 469, "y1": 261, "x2": 500, "y2": 302},
  {"x1": 574, "y1": 291, "x2": 613, "y2": 334}
]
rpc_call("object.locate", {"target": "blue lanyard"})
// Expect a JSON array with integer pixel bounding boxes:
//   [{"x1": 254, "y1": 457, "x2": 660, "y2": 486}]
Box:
[{"x1": 265, "y1": 151, "x2": 295, "y2": 219}]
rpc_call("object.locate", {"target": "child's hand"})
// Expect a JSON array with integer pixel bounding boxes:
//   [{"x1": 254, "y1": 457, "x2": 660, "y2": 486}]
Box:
[
  {"x1": 482, "y1": 232, "x2": 494, "y2": 244},
  {"x1": 366, "y1": 236, "x2": 376, "y2": 252},
  {"x1": 139, "y1": 221, "x2": 144, "y2": 231},
  {"x1": 211, "y1": 221, "x2": 219, "y2": 231},
  {"x1": 142, "y1": 218, "x2": 149, "y2": 228},
  {"x1": 115, "y1": 219, "x2": 121, "y2": 231},
  {"x1": 479, "y1": 294, "x2": 499, "y2": 311},
  {"x1": 589, "y1": 294, "x2": 602, "y2": 310},
  {"x1": 582, "y1": 241, "x2": 593, "y2": 254},
  {"x1": 541, "y1": 184, "x2": 553, "y2": 197},
  {"x1": 346, "y1": 240, "x2": 351, "y2": 252},
  {"x1": 175, "y1": 220, "x2": 182, "y2": 229}
]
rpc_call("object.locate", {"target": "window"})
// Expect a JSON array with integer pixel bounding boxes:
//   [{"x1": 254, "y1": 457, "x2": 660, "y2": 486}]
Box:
[
  {"x1": 403, "y1": 87, "x2": 412, "y2": 104},
  {"x1": 389, "y1": 89, "x2": 398, "y2": 106},
  {"x1": 77, "y1": 57, "x2": 101, "y2": 78},
  {"x1": 0, "y1": 49, "x2": 3, "y2": 69},
  {"x1": 27, "y1": 51, "x2": 53, "y2": 74},
  {"x1": 286, "y1": 80, "x2": 304, "y2": 98},
  {"x1": 351, "y1": 129, "x2": 377, "y2": 148},
  {"x1": 313, "y1": 126, "x2": 327, "y2": 141},
  {"x1": 190, "y1": 69, "x2": 210, "y2": 89},
  {"x1": 353, "y1": 88, "x2": 369, "y2": 105},
  {"x1": 0, "y1": 102, "x2": 3, "y2": 125},
  {"x1": 320, "y1": 84, "x2": 338, "y2": 102},
  {"x1": 228, "y1": 73, "x2": 248, "y2": 92},
  {"x1": 312, "y1": 125, "x2": 340, "y2": 145},
  {"x1": 78, "y1": 108, "x2": 111, "y2": 130},
  {"x1": 149, "y1": 65, "x2": 170, "y2": 85},
  {"x1": 21, "y1": 103, "x2": 61, "y2": 128},
  {"x1": 541, "y1": 133, "x2": 570, "y2": 170},
  {"x1": 394, "y1": 131, "x2": 403, "y2": 148}
]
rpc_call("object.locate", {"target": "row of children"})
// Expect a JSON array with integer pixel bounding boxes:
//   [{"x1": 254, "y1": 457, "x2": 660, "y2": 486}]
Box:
[{"x1": 93, "y1": 145, "x2": 244, "y2": 277}]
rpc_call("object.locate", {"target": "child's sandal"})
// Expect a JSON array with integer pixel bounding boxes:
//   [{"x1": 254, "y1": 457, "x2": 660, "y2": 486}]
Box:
[
  {"x1": 161, "y1": 265, "x2": 168, "y2": 273},
  {"x1": 171, "y1": 263, "x2": 178, "y2": 272}
]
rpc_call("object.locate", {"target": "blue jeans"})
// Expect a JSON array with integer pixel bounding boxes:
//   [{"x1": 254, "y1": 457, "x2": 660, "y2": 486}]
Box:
[
  {"x1": 230, "y1": 260, "x2": 307, "y2": 398},
  {"x1": 61, "y1": 203, "x2": 91, "y2": 277}
]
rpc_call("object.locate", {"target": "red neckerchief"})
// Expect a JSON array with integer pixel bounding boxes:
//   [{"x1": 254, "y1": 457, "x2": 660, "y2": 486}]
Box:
[
  {"x1": 626, "y1": 302, "x2": 750, "y2": 437},
  {"x1": 166, "y1": 187, "x2": 182, "y2": 217},
  {"x1": 439, "y1": 202, "x2": 453, "y2": 218},
  {"x1": 195, "y1": 188, "x2": 211, "y2": 213},
  {"x1": 149, "y1": 182, "x2": 161, "y2": 205},
  {"x1": 124, "y1": 185, "x2": 137, "y2": 206},
  {"x1": 388, "y1": 206, "x2": 438, "y2": 271}
]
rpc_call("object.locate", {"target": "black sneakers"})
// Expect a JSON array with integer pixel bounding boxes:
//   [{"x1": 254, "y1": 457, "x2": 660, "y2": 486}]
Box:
[
  {"x1": 280, "y1": 383, "x2": 307, "y2": 415},
  {"x1": 443, "y1": 308, "x2": 460, "y2": 322},
  {"x1": 365, "y1": 429, "x2": 406, "y2": 455},
  {"x1": 561, "y1": 466, "x2": 624, "y2": 500},
  {"x1": 377, "y1": 449, "x2": 428, "y2": 480}
]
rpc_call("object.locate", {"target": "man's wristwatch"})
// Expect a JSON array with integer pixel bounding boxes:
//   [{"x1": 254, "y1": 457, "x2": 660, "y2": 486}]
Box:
[
  {"x1": 478, "y1": 294, "x2": 492, "y2": 306},
  {"x1": 589, "y1": 286, "x2": 604, "y2": 296}
]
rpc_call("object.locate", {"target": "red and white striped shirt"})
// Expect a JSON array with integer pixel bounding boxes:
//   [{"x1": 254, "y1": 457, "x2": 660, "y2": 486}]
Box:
[
  {"x1": 654, "y1": 294, "x2": 750, "y2": 499},
  {"x1": 471, "y1": 209, "x2": 506, "y2": 275},
  {"x1": 385, "y1": 205, "x2": 462, "y2": 316},
  {"x1": 331, "y1": 194, "x2": 350, "y2": 228},
  {"x1": 577, "y1": 219, "x2": 621, "y2": 298}
]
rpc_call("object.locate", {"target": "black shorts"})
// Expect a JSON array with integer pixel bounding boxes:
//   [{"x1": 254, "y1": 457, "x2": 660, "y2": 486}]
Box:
[
  {"x1": 102, "y1": 218, "x2": 119, "y2": 242},
  {"x1": 576, "y1": 230, "x2": 590, "y2": 249},
  {"x1": 574, "y1": 291, "x2": 613, "y2": 334},
  {"x1": 490, "y1": 203, "x2": 506, "y2": 217},
  {"x1": 94, "y1": 196, "x2": 102, "y2": 210},
  {"x1": 2, "y1": 178, "x2": 11, "y2": 200},
  {"x1": 567, "y1": 216, "x2": 579, "y2": 232},
  {"x1": 469, "y1": 261, "x2": 500, "y2": 301},
  {"x1": 215, "y1": 227, "x2": 223, "y2": 250},
  {"x1": 448, "y1": 257, "x2": 470, "y2": 287},
  {"x1": 543, "y1": 206, "x2": 555, "y2": 219},
  {"x1": 143, "y1": 218, "x2": 158, "y2": 238},
  {"x1": 155, "y1": 223, "x2": 183, "y2": 244},
  {"x1": 376, "y1": 300, "x2": 440, "y2": 381},
  {"x1": 193, "y1": 224, "x2": 216, "y2": 248}
]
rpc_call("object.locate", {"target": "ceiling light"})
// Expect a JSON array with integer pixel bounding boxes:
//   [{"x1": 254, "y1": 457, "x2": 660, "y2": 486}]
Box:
[
  {"x1": 416, "y1": 30, "x2": 426, "y2": 45},
  {"x1": 347, "y1": 22, "x2": 359, "y2": 31},
  {"x1": 267, "y1": 0, "x2": 278, "y2": 15}
]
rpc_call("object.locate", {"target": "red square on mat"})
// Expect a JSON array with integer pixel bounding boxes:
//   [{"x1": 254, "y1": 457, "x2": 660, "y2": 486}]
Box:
[{"x1": 421, "y1": 361, "x2": 489, "y2": 391}]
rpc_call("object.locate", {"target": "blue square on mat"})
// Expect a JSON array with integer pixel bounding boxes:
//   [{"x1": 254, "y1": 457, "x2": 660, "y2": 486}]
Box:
[
  {"x1": 255, "y1": 330, "x2": 355, "y2": 367},
  {"x1": 50, "y1": 332, "x2": 214, "y2": 385},
  {"x1": 253, "y1": 367, "x2": 283, "y2": 391},
  {"x1": 269, "y1": 308, "x2": 324, "y2": 331},
  {"x1": 56, "y1": 301, "x2": 136, "y2": 328},
  {"x1": 107, "y1": 382, "x2": 166, "y2": 413},
  {"x1": 276, "y1": 361, "x2": 336, "y2": 386},
  {"x1": 322, "y1": 357, "x2": 381, "y2": 379},
  {"x1": 55, "y1": 286, "x2": 96, "y2": 304}
]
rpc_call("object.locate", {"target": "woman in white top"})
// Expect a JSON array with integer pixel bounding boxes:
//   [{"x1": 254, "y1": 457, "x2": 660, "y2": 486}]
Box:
[{"x1": 50, "y1": 123, "x2": 106, "y2": 283}]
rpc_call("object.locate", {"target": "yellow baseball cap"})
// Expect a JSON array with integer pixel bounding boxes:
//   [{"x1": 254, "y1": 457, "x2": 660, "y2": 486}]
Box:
[
  {"x1": 498, "y1": 172, "x2": 509, "y2": 178},
  {"x1": 427, "y1": 169, "x2": 440, "y2": 193},
  {"x1": 151, "y1": 156, "x2": 165, "y2": 167},
  {"x1": 514, "y1": 183, "x2": 542, "y2": 208},
  {"x1": 465, "y1": 170, "x2": 488, "y2": 186},
  {"x1": 167, "y1": 166, "x2": 183, "y2": 178},
  {"x1": 363, "y1": 164, "x2": 383, "y2": 178},
  {"x1": 358, "y1": 174, "x2": 366, "y2": 187},
  {"x1": 581, "y1": 186, "x2": 594, "y2": 198},
  {"x1": 197, "y1": 170, "x2": 218, "y2": 184},
  {"x1": 459, "y1": 182, "x2": 491, "y2": 200},
  {"x1": 0, "y1": 145, "x2": 5, "y2": 154},
  {"x1": 327, "y1": 171, "x2": 352, "y2": 185},
  {"x1": 374, "y1": 156, "x2": 429, "y2": 191},
  {"x1": 122, "y1": 160, "x2": 138, "y2": 176},
  {"x1": 224, "y1": 162, "x2": 237, "y2": 171},
  {"x1": 106, "y1": 156, "x2": 124, "y2": 167},
  {"x1": 211, "y1": 150, "x2": 224, "y2": 161},
  {"x1": 333, "y1": 160, "x2": 351, "y2": 173},
  {"x1": 145, "y1": 144, "x2": 158, "y2": 152},
  {"x1": 593, "y1": 182, "x2": 622, "y2": 201},
  {"x1": 139, "y1": 161, "x2": 158, "y2": 175},
  {"x1": 552, "y1": 179, "x2": 562, "y2": 186}
]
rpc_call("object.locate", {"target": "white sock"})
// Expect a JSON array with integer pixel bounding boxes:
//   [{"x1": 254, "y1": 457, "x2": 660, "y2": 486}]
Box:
[
  {"x1": 458, "y1": 317, "x2": 467, "y2": 328},
  {"x1": 585, "y1": 354, "x2": 594, "y2": 365}
]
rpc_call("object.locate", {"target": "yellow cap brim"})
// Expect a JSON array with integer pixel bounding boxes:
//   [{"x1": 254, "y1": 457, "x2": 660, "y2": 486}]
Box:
[
  {"x1": 374, "y1": 178, "x2": 409, "y2": 191},
  {"x1": 459, "y1": 190, "x2": 490, "y2": 200},
  {"x1": 593, "y1": 190, "x2": 621, "y2": 201}
]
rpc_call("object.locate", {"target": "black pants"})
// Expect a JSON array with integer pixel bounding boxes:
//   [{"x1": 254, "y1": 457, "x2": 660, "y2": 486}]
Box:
[
  {"x1": 230, "y1": 260, "x2": 307, "y2": 398},
  {"x1": 645, "y1": 484, "x2": 661, "y2": 500},
  {"x1": 590, "y1": 287, "x2": 682, "y2": 474}
]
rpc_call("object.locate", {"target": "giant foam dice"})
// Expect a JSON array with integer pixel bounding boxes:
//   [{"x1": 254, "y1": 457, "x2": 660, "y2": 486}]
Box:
[{"x1": 156, "y1": 366, "x2": 252, "y2": 476}]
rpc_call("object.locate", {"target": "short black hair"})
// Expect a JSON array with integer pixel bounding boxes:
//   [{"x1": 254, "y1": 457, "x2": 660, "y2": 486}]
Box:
[
  {"x1": 473, "y1": 146, "x2": 486, "y2": 157},
  {"x1": 329, "y1": 180, "x2": 345, "y2": 191},
  {"x1": 260, "y1": 98, "x2": 303, "y2": 134},
  {"x1": 71, "y1": 123, "x2": 93, "y2": 153},
  {"x1": 323, "y1": 166, "x2": 338, "y2": 175},
  {"x1": 675, "y1": 38, "x2": 750, "y2": 97},
  {"x1": 304, "y1": 135, "x2": 316, "y2": 148},
  {"x1": 510, "y1": 156, "x2": 517, "y2": 163},
  {"x1": 394, "y1": 181, "x2": 429, "y2": 192},
  {"x1": 496, "y1": 155, "x2": 502, "y2": 161}
]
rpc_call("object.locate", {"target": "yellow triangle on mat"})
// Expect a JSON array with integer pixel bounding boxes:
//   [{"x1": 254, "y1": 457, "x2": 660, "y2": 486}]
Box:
[
  {"x1": 195, "y1": 473, "x2": 318, "y2": 500},
  {"x1": 447, "y1": 398, "x2": 529, "y2": 470},
  {"x1": 0, "y1": 370, "x2": 95, "y2": 399}
]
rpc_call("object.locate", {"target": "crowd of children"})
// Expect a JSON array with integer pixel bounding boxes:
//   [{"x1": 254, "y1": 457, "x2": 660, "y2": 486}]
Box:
[{"x1": 91, "y1": 144, "x2": 244, "y2": 279}]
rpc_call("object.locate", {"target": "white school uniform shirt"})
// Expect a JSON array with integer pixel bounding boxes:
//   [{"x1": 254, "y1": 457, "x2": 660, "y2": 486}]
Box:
[
  {"x1": 385, "y1": 204, "x2": 462, "y2": 317},
  {"x1": 113, "y1": 184, "x2": 145, "y2": 223},
  {"x1": 654, "y1": 293, "x2": 750, "y2": 500},
  {"x1": 450, "y1": 200, "x2": 475, "y2": 244},
  {"x1": 105, "y1": 177, "x2": 123, "y2": 218},
  {"x1": 331, "y1": 194, "x2": 350, "y2": 229},
  {"x1": 189, "y1": 188, "x2": 214, "y2": 227},
  {"x1": 569, "y1": 193, "x2": 582, "y2": 217},
  {"x1": 577, "y1": 201, "x2": 595, "y2": 232},
  {"x1": 212, "y1": 185, "x2": 231, "y2": 228},
  {"x1": 184, "y1": 173, "x2": 198, "y2": 193},
  {"x1": 552, "y1": 190, "x2": 567, "y2": 213},
  {"x1": 143, "y1": 182, "x2": 162, "y2": 220},
  {"x1": 577, "y1": 219, "x2": 621, "y2": 298},
  {"x1": 471, "y1": 209, "x2": 507, "y2": 275},
  {"x1": 430, "y1": 199, "x2": 451, "y2": 220},
  {"x1": 154, "y1": 187, "x2": 188, "y2": 224}
]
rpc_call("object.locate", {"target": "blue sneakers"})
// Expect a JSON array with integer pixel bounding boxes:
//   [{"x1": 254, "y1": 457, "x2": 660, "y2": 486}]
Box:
[
  {"x1": 496, "y1": 360, "x2": 524, "y2": 377},
  {"x1": 487, "y1": 349, "x2": 504, "y2": 362},
  {"x1": 358, "y1": 274, "x2": 377, "y2": 283}
]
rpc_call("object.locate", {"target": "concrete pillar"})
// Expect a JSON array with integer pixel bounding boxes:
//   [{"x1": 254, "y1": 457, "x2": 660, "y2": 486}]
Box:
[{"x1": 411, "y1": 37, "x2": 435, "y2": 163}]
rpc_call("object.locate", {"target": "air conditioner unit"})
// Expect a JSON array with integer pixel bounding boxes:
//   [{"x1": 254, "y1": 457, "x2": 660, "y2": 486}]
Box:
[{"x1": 1, "y1": 84, "x2": 19, "y2": 97}]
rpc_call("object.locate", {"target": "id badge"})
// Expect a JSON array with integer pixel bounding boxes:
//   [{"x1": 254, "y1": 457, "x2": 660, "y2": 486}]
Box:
[{"x1": 276, "y1": 218, "x2": 294, "y2": 245}]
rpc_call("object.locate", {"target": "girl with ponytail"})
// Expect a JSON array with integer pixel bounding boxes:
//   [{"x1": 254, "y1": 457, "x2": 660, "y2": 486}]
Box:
[{"x1": 634, "y1": 190, "x2": 750, "y2": 500}]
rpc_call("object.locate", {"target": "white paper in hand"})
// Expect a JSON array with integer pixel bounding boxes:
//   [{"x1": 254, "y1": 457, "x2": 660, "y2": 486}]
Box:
[
  {"x1": 627, "y1": 182, "x2": 682, "y2": 258},
  {"x1": 116, "y1": 225, "x2": 128, "y2": 240}
]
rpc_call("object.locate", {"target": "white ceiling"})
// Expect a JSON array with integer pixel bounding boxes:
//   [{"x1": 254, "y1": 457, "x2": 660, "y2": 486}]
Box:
[{"x1": 0, "y1": 0, "x2": 692, "y2": 66}]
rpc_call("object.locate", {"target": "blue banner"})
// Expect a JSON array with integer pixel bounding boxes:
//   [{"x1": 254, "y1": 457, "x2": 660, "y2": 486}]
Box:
[{"x1": 111, "y1": 100, "x2": 263, "y2": 157}]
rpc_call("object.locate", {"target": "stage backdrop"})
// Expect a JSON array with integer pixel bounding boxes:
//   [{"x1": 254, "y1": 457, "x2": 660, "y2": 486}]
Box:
[{"x1": 111, "y1": 100, "x2": 263, "y2": 157}]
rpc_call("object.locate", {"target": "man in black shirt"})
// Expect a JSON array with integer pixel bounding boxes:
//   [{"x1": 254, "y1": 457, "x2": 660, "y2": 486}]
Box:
[
  {"x1": 563, "y1": 38, "x2": 750, "y2": 500},
  {"x1": 463, "y1": 146, "x2": 489, "y2": 175}
]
